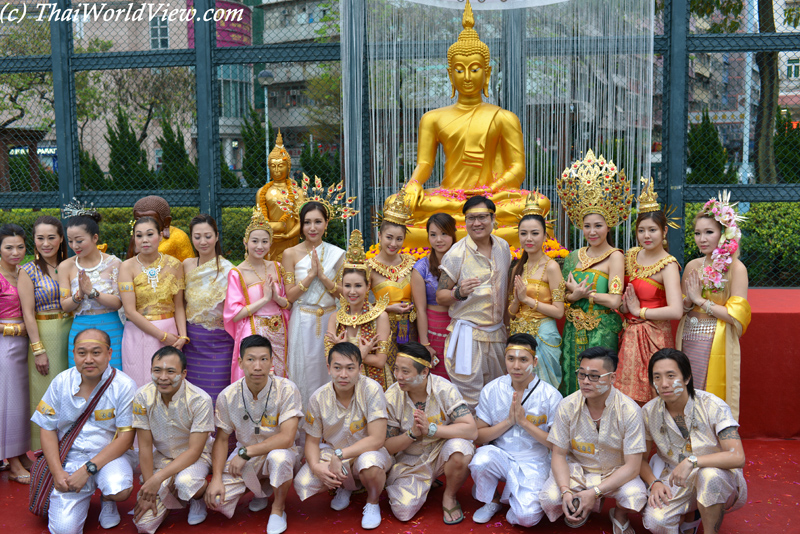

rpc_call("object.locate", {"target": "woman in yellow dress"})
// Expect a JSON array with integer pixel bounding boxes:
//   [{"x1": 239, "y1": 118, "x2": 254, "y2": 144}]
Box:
[
  {"x1": 367, "y1": 188, "x2": 416, "y2": 373},
  {"x1": 119, "y1": 216, "x2": 187, "y2": 389},
  {"x1": 507, "y1": 191, "x2": 565, "y2": 389},
  {"x1": 326, "y1": 230, "x2": 392, "y2": 389},
  {"x1": 556, "y1": 150, "x2": 634, "y2": 396},
  {"x1": 676, "y1": 191, "x2": 749, "y2": 420}
]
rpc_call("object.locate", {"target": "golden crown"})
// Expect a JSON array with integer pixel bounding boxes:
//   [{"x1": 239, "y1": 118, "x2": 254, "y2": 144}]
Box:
[
  {"x1": 556, "y1": 149, "x2": 634, "y2": 228},
  {"x1": 245, "y1": 206, "x2": 273, "y2": 240},
  {"x1": 268, "y1": 130, "x2": 291, "y2": 166},
  {"x1": 277, "y1": 174, "x2": 358, "y2": 223},
  {"x1": 520, "y1": 189, "x2": 549, "y2": 218},
  {"x1": 375, "y1": 185, "x2": 413, "y2": 227},
  {"x1": 637, "y1": 176, "x2": 661, "y2": 214},
  {"x1": 339, "y1": 229, "x2": 370, "y2": 277}
]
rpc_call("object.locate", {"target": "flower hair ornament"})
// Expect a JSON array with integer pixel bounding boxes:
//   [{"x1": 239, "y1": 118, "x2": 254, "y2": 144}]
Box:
[
  {"x1": 697, "y1": 190, "x2": 746, "y2": 292},
  {"x1": 277, "y1": 174, "x2": 359, "y2": 222}
]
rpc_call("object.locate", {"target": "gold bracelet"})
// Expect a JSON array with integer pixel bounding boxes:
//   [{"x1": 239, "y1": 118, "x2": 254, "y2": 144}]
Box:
[
  {"x1": 245, "y1": 304, "x2": 252, "y2": 316},
  {"x1": 30, "y1": 341, "x2": 45, "y2": 352},
  {"x1": 3, "y1": 325, "x2": 13, "y2": 337},
  {"x1": 421, "y1": 342, "x2": 431, "y2": 347},
  {"x1": 278, "y1": 299, "x2": 290, "y2": 310},
  {"x1": 639, "y1": 307, "x2": 648, "y2": 320},
  {"x1": 179, "y1": 336, "x2": 190, "y2": 343},
  {"x1": 297, "y1": 281, "x2": 308, "y2": 292},
  {"x1": 33, "y1": 349, "x2": 47, "y2": 356},
  {"x1": 160, "y1": 331, "x2": 168, "y2": 343}
]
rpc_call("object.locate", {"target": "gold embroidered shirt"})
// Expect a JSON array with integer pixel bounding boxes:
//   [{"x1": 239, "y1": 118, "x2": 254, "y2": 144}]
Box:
[
  {"x1": 215, "y1": 376, "x2": 303, "y2": 449},
  {"x1": 133, "y1": 254, "x2": 185, "y2": 315},
  {"x1": 304, "y1": 377, "x2": 387, "y2": 448},
  {"x1": 548, "y1": 387, "x2": 646, "y2": 473},
  {"x1": 185, "y1": 257, "x2": 235, "y2": 330},
  {"x1": 440, "y1": 235, "x2": 512, "y2": 340},
  {"x1": 132, "y1": 379, "x2": 214, "y2": 461}
]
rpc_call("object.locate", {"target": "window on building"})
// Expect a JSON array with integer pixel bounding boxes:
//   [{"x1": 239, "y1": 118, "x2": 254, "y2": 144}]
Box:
[
  {"x1": 150, "y1": 17, "x2": 169, "y2": 50},
  {"x1": 788, "y1": 59, "x2": 800, "y2": 79},
  {"x1": 218, "y1": 64, "x2": 253, "y2": 119}
]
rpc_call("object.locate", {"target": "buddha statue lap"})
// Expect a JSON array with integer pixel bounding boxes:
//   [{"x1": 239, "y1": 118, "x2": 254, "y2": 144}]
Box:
[{"x1": 384, "y1": 0, "x2": 548, "y2": 249}]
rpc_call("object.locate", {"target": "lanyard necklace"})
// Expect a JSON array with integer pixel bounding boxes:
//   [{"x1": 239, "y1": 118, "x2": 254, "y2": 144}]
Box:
[
  {"x1": 241, "y1": 378, "x2": 274, "y2": 434},
  {"x1": 521, "y1": 376, "x2": 542, "y2": 406}
]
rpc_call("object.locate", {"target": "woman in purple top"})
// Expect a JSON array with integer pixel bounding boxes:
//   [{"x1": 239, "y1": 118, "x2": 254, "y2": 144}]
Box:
[{"x1": 411, "y1": 213, "x2": 457, "y2": 378}]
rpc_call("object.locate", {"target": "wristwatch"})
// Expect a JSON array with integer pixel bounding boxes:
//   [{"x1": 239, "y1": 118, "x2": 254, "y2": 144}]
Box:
[
  {"x1": 334, "y1": 448, "x2": 344, "y2": 460},
  {"x1": 87, "y1": 288, "x2": 100, "y2": 300},
  {"x1": 84, "y1": 461, "x2": 98, "y2": 475},
  {"x1": 688, "y1": 455, "x2": 698, "y2": 468},
  {"x1": 237, "y1": 447, "x2": 251, "y2": 461},
  {"x1": 407, "y1": 429, "x2": 420, "y2": 441},
  {"x1": 427, "y1": 423, "x2": 438, "y2": 438}
]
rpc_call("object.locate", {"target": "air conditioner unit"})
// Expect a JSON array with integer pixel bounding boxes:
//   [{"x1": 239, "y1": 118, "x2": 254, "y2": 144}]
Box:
[{"x1": 289, "y1": 89, "x2": 299, "y2": 95}]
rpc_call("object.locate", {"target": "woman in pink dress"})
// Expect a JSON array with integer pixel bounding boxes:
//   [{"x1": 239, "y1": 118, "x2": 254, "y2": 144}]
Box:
[{"x1": 224, "y1": 208, "x2": 291, "y2": 380}]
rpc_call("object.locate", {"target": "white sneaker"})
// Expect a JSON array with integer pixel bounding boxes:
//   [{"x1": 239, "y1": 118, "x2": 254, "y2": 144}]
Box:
[
  {"x1": 330, "y1": 488, "x2": 352, "y2": 511},
  {"x1": 473, "y1": 502, "x2": 503, "y2": 524},
  {"x1": 266, "y1": 512, "x2": 288, "y2": 534},
  {"x1": 249, "y1": 496, "x2": 270, "y2": 512},
  {"x1": 361, "y1": 503, "x2": 381, "y2": 530},
  {"x1": 187, "y1": 498, "x2": 207, "y2": 525},
  {"x1": 99, "y1": 501, "x2": 121, "y2": 529}
]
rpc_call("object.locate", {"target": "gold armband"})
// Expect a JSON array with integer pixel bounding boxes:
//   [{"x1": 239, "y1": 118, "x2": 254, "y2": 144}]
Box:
[
  {"x1": 119, "y1": 282, "x2": 134, "y2": 292},
  {"x1": 116, "y1": 426, "x2": 134, "y2": 433},
  {"x1": 609, "y1": 275, "x2": 623, "y2": 295},
  {"x1": 376, "y1": 339, "x2": 392, "y2": 354},
  {"x1": 552, "y1": 280, "x2": 566, "y2": 303},
  {"x1": 284, "y1": 271, "x2": 296, "y2": 284}
]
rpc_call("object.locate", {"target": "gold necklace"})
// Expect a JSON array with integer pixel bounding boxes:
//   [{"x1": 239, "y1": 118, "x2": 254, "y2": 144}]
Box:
[
  {"x1": 247, "y1": 258, "x2": 267, "y2": 283},
  {"x1": 525, "y1": 255, "x2": 549, "y2": 304},
  {"x1": 0, "y1": 263, "x2": 20, "y2": 281},
  {"x1": 336, "y1": 294, "x2": 389, "y2": 326}
]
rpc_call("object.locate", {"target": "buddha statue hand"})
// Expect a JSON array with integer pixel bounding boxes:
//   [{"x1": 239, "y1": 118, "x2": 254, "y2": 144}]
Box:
[{"x1": 404, "y1": 179, "x2": 424, "y2": 211}]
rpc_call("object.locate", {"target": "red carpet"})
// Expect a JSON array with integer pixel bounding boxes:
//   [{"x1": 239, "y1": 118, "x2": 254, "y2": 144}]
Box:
[{"x1": 2, "y1": 439, "x2": 797, "y2": 534}]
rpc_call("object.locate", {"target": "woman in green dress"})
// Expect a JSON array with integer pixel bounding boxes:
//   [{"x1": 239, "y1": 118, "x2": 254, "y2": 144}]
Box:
[{"x1": 556, "y1": 149, "x2": 634, "y2": 396}]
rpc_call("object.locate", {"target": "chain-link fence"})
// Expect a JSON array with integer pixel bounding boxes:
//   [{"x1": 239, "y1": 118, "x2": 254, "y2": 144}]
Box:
[{"x1": 1, "y1": 0, "x2": 799, "y2": 284}]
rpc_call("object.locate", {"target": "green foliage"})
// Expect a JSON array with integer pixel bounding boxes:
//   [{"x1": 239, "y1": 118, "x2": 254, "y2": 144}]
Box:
[
  {"x1": 5, "y1": 155, "x2": 57, "y2": 191},
  {"x1": 106, "y1": 107, "x2": 155, "y2": 189},
  {"x1": 775, "y1": 111, "x2": 800, "y2": 184},
  {"x1": 687, "y1": 110, "x2": 735, "y2": 185},
  {"x1": 300, "y1": 144, "x2": 340, "y2": 185},
  {"x1": 74, "y1": 38, "x2": 114, "y2": 143},
  {"x1": 240, "y1": 106, "x2": 269, "y2": 188},
  {"x1": 157, "y1": 120, "x2": 198, "y2": 189},
  {"x1": 79, "y1": 149, "x2": 107, "y2": 191},
  {"x1": 221, "y1": 145, "x2": 240, "y2": 189}
]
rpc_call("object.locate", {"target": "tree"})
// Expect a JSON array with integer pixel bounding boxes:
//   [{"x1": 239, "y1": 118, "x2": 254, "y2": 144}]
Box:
[
  {"x1": 106, "y1": 107, "x2": 154, "y2": 189},
  {"x1": 302, "y1": 64, "x2": 342, "y2": 146},
  {"x1": 775, "y1": 110, "x2": 800, "y2": 183},
  {"x1": 240, "y1": 106, "x2": 270, "y2": 188},
  {"x1": 80, "y1": 149, "x2": 107, "y2": 191},
  {"x1": 75, "y1": 38, "x2": 114, "y2": 145},
  {"x1": 300, "y1": 143, "x2": 340, "y2": 185},
  {"x1": 221, "y1": 145, "x2": 241, "y2": 189},
  {"x1": 687, "y1": 110, "x2": 735, "y2": 185},
  {"x1": 157, "y1": 119, "x2": 198, "y2": 189}
]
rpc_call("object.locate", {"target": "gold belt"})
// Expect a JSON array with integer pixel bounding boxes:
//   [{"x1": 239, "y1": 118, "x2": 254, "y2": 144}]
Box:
[
  {"x1": 388, "y1": 310, "x2": 417, "y2": 323},
  {"x1": 509, "y1": 316, "x2": 562, "y2": 348},
  {"x1": 299, "y1": 305, "x2": 335, "y2": 337},
  {"x1": 254, "y1": 314, "x2": 284, "y2": 333},
  {"x1": 565, "y1": 306, "x2": 611, "y2": 332},
  {"x1": 36, "y1": 311, "x2": 72, "y2": 321},
  {"x1": 143, "y1": 312, "x2": 175, "y2": 321}
]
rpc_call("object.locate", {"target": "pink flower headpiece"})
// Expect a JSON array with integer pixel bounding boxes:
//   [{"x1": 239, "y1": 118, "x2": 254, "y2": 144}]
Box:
[{"x1": 698, "y1": 190, "x2": 745, "y2": 292}]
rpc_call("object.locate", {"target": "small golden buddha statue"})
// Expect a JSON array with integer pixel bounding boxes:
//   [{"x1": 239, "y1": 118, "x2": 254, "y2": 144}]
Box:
[
  {"x1": 257, "y1": 131, "x2": 305, "y2": 261},
  {"x1": 385, "y1": 0, "x2": 543, "y2": 248}
]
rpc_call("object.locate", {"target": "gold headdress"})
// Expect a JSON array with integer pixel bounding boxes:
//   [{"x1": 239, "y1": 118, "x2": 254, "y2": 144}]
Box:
[
  {"x1": 520, "y1": 189, "x2": 549, "y2": 218},
  {"x1": 268, "y1": 130, "x2": 291, "y2": 170},
  {"x1": 447, "y1": 0, "x2": 491, "y2": 98},
  {"x1": 637, "y1": 176, "x2": 680, "y2": 229},
  {"x1": 340, "y1": 229, "x2": 370, "y2": 277},
  {"x1": 245, "y1": 206, "x2": 273, "y2": 240},
  {"x1": 61, "y1": 197, "x2": 96, "y2": 219},
  {"x1": 374, "y1": 185, "x2": 413, "y2": 227},
  {"x1": 277, "y1": 174, "x2": 358, "y2": 223},
  {"x1": 556, "y1": 149, "x2": 634, "y2": 228}
]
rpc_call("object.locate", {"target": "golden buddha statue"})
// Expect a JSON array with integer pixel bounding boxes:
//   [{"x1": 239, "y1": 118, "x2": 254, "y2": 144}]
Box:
[
  {"x1": 385, "y1": 0, "x2": 541, "y2": 248},
  {"x1": 257, "y1": 131, "x2": 305, "y2": 261}
]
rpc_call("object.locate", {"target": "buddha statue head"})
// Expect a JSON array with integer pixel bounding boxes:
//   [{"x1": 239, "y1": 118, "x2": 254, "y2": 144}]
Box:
[
  {"x1": 268, "y1": 130, "x2": 291, "y2": 182},
  {"x1": 447, "y1": 0, "x2": 491, "y2": 99}
]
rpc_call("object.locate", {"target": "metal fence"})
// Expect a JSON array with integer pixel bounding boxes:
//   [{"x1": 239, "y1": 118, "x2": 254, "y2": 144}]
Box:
[{"x1": 0, "y1": 0, "x2": 798, "y2": 284}]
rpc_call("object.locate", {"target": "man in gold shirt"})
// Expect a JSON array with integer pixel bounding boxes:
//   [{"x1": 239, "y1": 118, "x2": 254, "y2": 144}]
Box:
[
  {"x1": 205, "y1": 335, "x2": 303, "y2": 534},
  {"x1": 436, "y1": 196, "x2": 511, "y2": 411},
  {"x1": 294, "y1": 342, "x2": 392, "y2": 530},
  {"x1": 132, "y1": 347, "x2": 214, "y2": 533},
  {"x1": 539, "y1": 347, "x2": 647, "y2": 534},
  {"x1": 133, "y1": 195, "x2": 194, "y2": 261}
]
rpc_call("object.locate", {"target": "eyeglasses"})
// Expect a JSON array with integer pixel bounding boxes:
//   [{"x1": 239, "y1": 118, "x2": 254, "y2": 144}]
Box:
[
  {"x1": 575, "y1": 370, "x2": 613, "y2": 382},
  {"x1": 465, "y1": 214, "x2": 492, "y2": 224}
]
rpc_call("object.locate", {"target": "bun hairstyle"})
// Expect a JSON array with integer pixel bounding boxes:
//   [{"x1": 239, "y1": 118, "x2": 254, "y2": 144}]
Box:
[
  {"x1": 127, "y1": 216, "x2": 163, "y2": 259},
  {"x1": 511, "y1": 214, "x2": 548, "y2": 283},
  {"x1": 33, "y1": 216, "x2": 68, "y2": 273},
  {"x1": 65, "y1": 210, "x2": 102, "y2": 238},
  {"x1": 189, "y1": 214, "x2": 223, "y2": 277}
]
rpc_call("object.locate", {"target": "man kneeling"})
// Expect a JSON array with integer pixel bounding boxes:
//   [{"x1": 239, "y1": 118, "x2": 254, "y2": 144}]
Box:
[
  {"x1": 640, "y1": 348, "x2": 747, "y2": 534},
  {"x1": 31, "y1": 329, "x2": 137, "y2": 534},
  {"x1": 294, "y1": 342, "x2": 391, "y2": 530},
  {"x1": 384, "y1": 341, "x2": 477, "y2": 524},
  {"x1": 132, "y1": 347, "x2": 214, "y2": 533},
  {"x1": 469, "y1": 334, "x2": 562, "y2": 526},
  {"x1": 205, "y1": 335, "x2": 303, "y2": 534},
  {"x1": 539, "y1": 347, "x2": 647, "y2": 534}
]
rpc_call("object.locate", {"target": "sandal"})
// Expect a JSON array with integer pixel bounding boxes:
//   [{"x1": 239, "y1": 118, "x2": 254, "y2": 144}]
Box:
[
  {"x1": 443, "y1": 501, "x2": 464, "y2": 525},
  {"x1": 9, "y1": 473, "x2": 31, "y2": 485},
  {"x1": 609, "y1": 508, "x2": 635, "y2": 534},
  {"x1": 564, "y1": 497, "x2": 589, "y2": 528}
]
